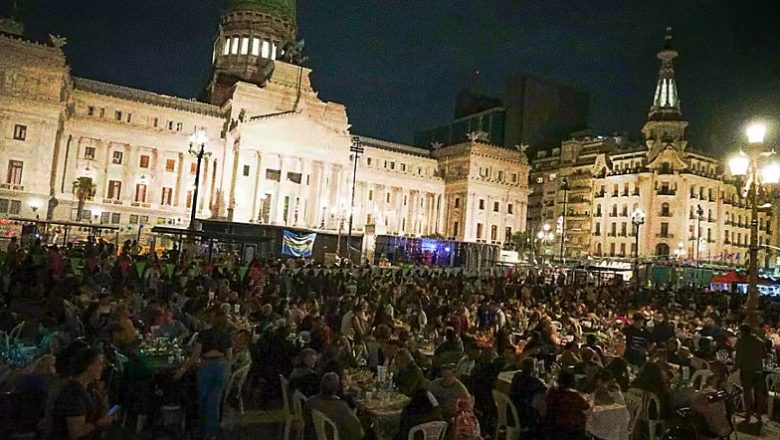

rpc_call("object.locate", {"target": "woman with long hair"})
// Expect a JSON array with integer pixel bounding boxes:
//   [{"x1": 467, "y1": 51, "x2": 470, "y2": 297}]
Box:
[{"x1": 175, "y1": 309, "x2": 233, "y2": 440}]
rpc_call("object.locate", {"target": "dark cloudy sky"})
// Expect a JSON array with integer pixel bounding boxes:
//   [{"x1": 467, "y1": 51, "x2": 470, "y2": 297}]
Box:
[{"x1": 4, "y1": 0, "x2": 780, "y2": 152}]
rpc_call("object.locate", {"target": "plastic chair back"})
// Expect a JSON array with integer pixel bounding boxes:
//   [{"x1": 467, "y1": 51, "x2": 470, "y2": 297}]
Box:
[
  {"x1": 491, "y1": 389, "x2": 521, "y2": 440},
  {"x1": 312, "y1": 408, "x2": 339, "y2": 440},
  {"x1": 279, "y1": 374, "x2": 291, "y2": 416},
  {"x1": 689, "y1": 369, "x2": 714, "y2": 391},
  {"x1": 408, "y1": 420, "x2": 447, "y2": 440}
]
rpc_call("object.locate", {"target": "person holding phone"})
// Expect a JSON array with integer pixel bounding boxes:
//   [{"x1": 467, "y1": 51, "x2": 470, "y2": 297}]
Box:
[
  {"x1": 44, "y1": 348, "x2": 117, "y2": 440},
  {"x1": 175, "y1": 310, "x2": 233, "y2": 440}
]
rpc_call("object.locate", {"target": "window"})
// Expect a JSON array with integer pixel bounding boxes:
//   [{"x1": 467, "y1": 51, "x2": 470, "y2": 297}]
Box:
[
  {"x1": 661, "y1": 203, "x2": 670, "y2": 216},
  {"x1": 479, "y1": 199, "x2": 485, "y2": 210},
  {"x1": 536, "y1": 177, "x2": 544, "y2": 184},
  {"x1": 368, "y1": 190, "x2": 373, "y2": 201},
  {"x1": 126, "y1": 113, "x2": 132, "y2": 123},
  {"x1": 454, "y1": 197, "x2": 460, "y2": 208},
  {"x1": 505, "y1": 227, "x2": 512, "y2": 240},
  {"x1": 251, "y1": 37, "x2": 260, "y2": 56},
  {"x1": 111, "y1": 213, "x2": 121, "y2": 224},
  {"x1": 112, "y1": 151, "x2": 123, "y2": 164},
  {"x1": 231, "y1": 37, "x2": 239, "y2": 54},
  {"x1": 140, "y1": 215, "x2": 149, "y2": 224},
  {"x1": 287, "y1": 172, "x2": 302, "y2": 184},
  {"x1": 161, "y1": 187, "x2": 173, "y2": 206},
  {"x1": 243, "y1": 165, "x2": 250, "y2": 176},
  {"x1": 135, "y1": 184, "x2": 147, "y2": 203},
  {"x1": 621, "y1": 222, "x2": 627, "y2": 236},
  {"x1": 595, "y1": 223, "x2": 601, "y2": 235},
  {"x1": 389, "y1": 161, "x2": 395, "y2": 170},
  {"x1": 99, "y1": 108, "x2": 105, "y2": 118},
  {"x1": 453, "y1": 221, "x2": 460, "y2": 236},
  {"x1": 401, "y1": 164, "x2": 406, "y2": 172},
  {"x1": 100, "y1": 212, "x2": 110, "y2": 224},
  {"x1": 610, "y1": 223, "x2": 616, "y2": 235},
  {"x1": 512, "y1": 173, "x2": 518, "y2": 183},
  {"x1": 165, "y1": 159, "x2": 176, "y2": 172},
  {"x1": 186, "y1": 190, "x2": 193, "y2": 208},
  {"x1": 240, "y1": 37, "x2": 249, "y2": 55},
  {"x1": 493, "y1": 201, "x2": 500, "y2": 212},
  {"x1": 175, "y1": 122, "x2": 183, "y2": 132},
  {"x1": 261, "y1": 40, "x2": 270, "y2": 58},
  {"x1": 84, "y1": 147, "x2": 96, "y2": 160},
  {"x1": 476, "y1": 223, "x2": 483, "y2": 239},
  {"x1": 265, "y1": 169, "x2": 281, "y2": 181},
  {"x1": 366, "y1": 157, "x2": 372, "y2": 166},
  {"x1": 87, "y1": 106, "x2": 95, "y2": 116},
  {"x1": 386, "y1": 193, "x2": 391, "y2": 203},
  {"x1": 107, "y1": 180, "x2": 122, "y2": 200},
  {"x1": 610, "y1": 243, "x2": 616, "y2": 256},
  {"x1": 129, "y1": 214, "x2": 139, "y2": 224},
  {"x1": 661, "y1": 222, "x2": 669, "y2": 236},
  {"x1": 620, "y1": 243, "x2": 626, "y2": 256},
  {"x1": 403, "y1": 195, "x2": 407, "y2": 206},
  {"x1": 153, "y1": 117, "x2": 159, "y2": 128},
  {"x1": 167, "y1": 121, "x2": 174, "y2": 130},
  {"x1": 271, "y1": 43, "x2": 277, "y2": 60},
  {"x1": 13, "y1": 124, "x2": 26, "y2": 140},
  {"x1": 491, "y1": 225, "x2": 498, "y2": 241},
  {"x1": 508, "y1": 204, "x2": 514, "y2": 215},
  {"x1": 139, "y1": 155, "x2": 150, "y2": 168},
  {"x1": 7, "y1": 160, "x2": 22, "y2": 185}
]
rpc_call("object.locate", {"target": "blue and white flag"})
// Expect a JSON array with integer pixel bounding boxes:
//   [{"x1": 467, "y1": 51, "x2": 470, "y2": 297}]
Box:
[{"x1": 281, "y1": 230, "x2": 316, "y2": 257}]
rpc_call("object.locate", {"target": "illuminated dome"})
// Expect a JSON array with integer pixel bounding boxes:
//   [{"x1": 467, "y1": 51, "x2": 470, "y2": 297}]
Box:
[{"x1": 226, "y1": 0, "x2": 297, "y2": 23}]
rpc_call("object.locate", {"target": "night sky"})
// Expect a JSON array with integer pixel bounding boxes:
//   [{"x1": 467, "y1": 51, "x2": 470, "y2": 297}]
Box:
[{"x1": 4, "y1": 0, "x2": 780, "y2": 153}]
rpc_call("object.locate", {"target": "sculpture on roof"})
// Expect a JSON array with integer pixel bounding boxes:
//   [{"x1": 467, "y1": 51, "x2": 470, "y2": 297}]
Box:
[
  {"x1": 279, "y1": 39, "x2": 307, "y2": 65},
  {"x1": 466, "y1": 131, "x2": 489, "y2": 143},
  {"x1": 48, "y1": 34, "x2": 67, "y2": 48},
  {"x1": 515, "y1": 144, "x2": 530, "y2": 165},
  {"x1": 430, "y1": 141, "x2": 443, "y2": 151}
]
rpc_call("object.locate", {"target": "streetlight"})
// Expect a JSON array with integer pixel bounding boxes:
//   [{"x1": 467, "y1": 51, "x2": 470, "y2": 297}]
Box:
[
  {"x1": 537, "y1": 223, "x2": 555, "y2": 262},
  {"x1": 559, "y1": 177, "x2": 570, "y2": 262},
  {"x1": 727, "y1": 122, "x2": 780, "y2": 328},
  {"x1": 346, "y1": 136, "x2": 364, "y2": 261},
  {"x1": 695, "y1": 204, "x2": 704, "y2": 286},
  {"x1": 188, "y1": 130, "x2": 211, "y2": 230},
  {"x1": 631, "y1": 208, "x2": 645, "y2": 287}
]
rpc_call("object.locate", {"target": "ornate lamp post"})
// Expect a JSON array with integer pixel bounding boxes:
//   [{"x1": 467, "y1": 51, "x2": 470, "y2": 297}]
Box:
[
  {"x1": 559, "y1": 177, "x2": 570, "y2": 262},
  {"x1": 188, "y1": 130, "x2": 211, "y2": 230},
  {"x1": 728, "y1": 122, "x2": 780, "y2": 328},
  {"x1": 346, "y1": 136, "x2": 364, "y2": 261},
  {"x1": 631, "y1": 208, "x2": 645, "y2": 287},
  {"x1": 695, "y1": 204, "x2": 704, "y2": 286}
]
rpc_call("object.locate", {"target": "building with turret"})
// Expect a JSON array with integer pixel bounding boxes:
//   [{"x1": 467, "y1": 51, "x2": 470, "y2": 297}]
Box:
[
  {"x1": 0, "y1": 0, "x2": 530, "y2": 257},
  {"x1": 527, "y1": 29, "x2": 778, "y2": 267}
]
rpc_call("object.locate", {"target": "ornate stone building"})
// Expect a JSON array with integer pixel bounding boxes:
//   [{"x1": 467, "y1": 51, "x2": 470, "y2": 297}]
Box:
[
  {"x1": 0, "y1": 0, "x2": 530, "y2": 250},
  {"x1": 527, "y1": 30, "x2": 777, "y2": 266}
]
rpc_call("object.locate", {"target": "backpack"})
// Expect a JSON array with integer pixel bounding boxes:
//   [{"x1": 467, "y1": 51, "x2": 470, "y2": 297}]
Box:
[{"x1": 453, "y1": 399, "x2": 483, "y2": 440}]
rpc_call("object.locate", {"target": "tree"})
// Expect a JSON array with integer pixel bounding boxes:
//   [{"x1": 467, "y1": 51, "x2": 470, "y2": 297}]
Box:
[
  {"x1": 511, "y1": 230, "x2": 534, "y2": 260},
  {"x1": 72, "y1": 177, "x2": 95, "y2": 221}
]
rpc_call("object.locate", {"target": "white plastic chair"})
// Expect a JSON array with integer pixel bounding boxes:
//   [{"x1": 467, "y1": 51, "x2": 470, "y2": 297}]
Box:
[
  {"x1": 766, "y1": 373, "x2": 780, "y2": 420},
  {"x1": 186, "y1": 332, "x2": 199, "y2": 347},
  {"x1": 280, "y1": 375, "x2": 304, "y2": 440},
  {"x1": 492, "y1": 389, "x2": 522, "y2": 440},
  {"x1": 625, "y1": 388, "x2": 645, "y2": 437},
  {"x1": 646, "y1": 392, "x2": 662, "y2": 440},
  {"x1": 408, "y1": 420, "x2": 448, "y2": 440},
  {"x1": 312, "y1": 408, "x2": 339, "y2": 440},
  {"x1": 291, "y1": 390, "x2": 308, "y2": 440},
  {"x1": 224, "y1": 363, "x2": 251, "y2": 415},
  {"x1": 689, "y1": 369, "x2": 714, "y2": 391}
]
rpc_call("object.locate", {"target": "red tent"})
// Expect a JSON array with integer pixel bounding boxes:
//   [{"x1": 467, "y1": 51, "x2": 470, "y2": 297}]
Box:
[{"x1": 710, "y1": 270, "x2": 748, "y2": 284}]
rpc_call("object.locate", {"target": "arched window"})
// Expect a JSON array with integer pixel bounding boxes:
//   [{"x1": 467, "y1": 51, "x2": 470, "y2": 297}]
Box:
[
  {"x1": 655, "y1": 243, "x2": 670, "y2": 258},
  {"x1": 661, "y1": 203, "x2": 670, "y2": 216},
  {"x1": 596, "y1": 243, "x2": 602, "y2": 256}
]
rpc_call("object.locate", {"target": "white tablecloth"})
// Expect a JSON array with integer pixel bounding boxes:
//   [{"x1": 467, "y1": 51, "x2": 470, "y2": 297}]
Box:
[{"x1": 586, "y1": 404, "x2": 630, "y2": 440}]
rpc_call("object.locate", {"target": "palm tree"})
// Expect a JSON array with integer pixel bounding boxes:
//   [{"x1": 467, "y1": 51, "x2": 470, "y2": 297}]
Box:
[{"x1": 72, "y1": 177, "x2": 95, "y2": 221}]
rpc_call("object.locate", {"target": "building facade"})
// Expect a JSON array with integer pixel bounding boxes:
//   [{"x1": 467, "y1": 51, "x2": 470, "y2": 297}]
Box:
[
  {"x1": 0, "y1": 0, "x2": 530, "y2": 251},
  {"x1": 526, "y1": 30, "x2": 778, "y2": 267}
]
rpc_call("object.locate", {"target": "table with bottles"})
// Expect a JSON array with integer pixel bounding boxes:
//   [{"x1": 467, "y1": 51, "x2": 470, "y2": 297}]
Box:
[
  {"x1": 346, "y1": 366, "x2": 410, "y2": 440},
  {"x1": 138, "y1": 337, "x2": 184, "y2": 372}
]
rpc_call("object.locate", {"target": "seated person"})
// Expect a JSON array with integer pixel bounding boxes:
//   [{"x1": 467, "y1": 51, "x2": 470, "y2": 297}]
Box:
[
  {"x1": 508, "y1": 357, "x2": 547, "y2": 438},
  {"x1": 156, "y1": 307, "x2": 190, "y2": 341},
  {"x1": 290, "y1": 348, "x2": 321, "y2": 397},
  {"x1": 232, "y1": 329, "x2": 253, "y2": 372},
  {"x1": 305, "y1": 373, "x2": 363, "y2": 440},
  {"x1": 426, "y1": 364, "x2": 472, "y2": 419},
  {"x1": 393, "y1": 348, "x2": 426, "y2": 396},
  {"x1": 559, "y1": 341, "x2": 582, "y2": 369},
  {"x1": 396, "y1": 389, "x2": 444, "y2": 440},
  {"x1": 591, "y1": 368, "x2": 624, "y2": 405},
  {"x1": 546, "y1": 369, "x2": 591, "y2": 439}
]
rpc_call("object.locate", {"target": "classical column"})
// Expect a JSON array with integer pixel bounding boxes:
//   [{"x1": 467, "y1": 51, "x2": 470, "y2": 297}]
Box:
[{"x1": 250, "y1": 152, "x2": 262, "y2": 222}]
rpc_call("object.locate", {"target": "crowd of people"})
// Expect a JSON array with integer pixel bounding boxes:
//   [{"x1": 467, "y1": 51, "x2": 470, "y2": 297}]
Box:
[{"x1": 1, "y1": 236, "x2": 780, "y2": 439}]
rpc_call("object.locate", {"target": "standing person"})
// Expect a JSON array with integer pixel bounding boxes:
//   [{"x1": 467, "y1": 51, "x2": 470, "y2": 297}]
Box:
[
  {"x1": 623, "y1": 313, "x2": 651, "y2": 366},
  {"x1": 734, "y1": 324, "x2": 766, "y2": 427},
  {"x1": 175, "y1": 310, "x2": 233, "y2": 440},
  {"x1": 44, "y1": 348, "x2": 116, "y2": 440}
]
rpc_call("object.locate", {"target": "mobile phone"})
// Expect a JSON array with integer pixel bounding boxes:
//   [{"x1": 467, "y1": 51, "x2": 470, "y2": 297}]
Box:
[{"x1": 107, "y1": 405, "x2": 121, "y2": 416}]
